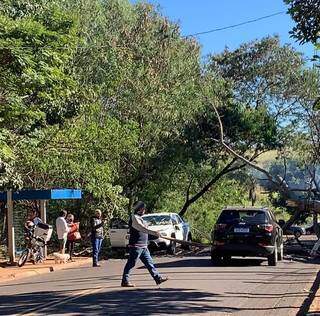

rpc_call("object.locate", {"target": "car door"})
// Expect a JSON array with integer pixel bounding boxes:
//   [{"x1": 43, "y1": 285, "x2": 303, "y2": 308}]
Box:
[
  {"x1": 172, "y1": 214, "x2": 184, "y2": 240},
  {"x1": 109, "y1": 218, "x2": 129, "y2": 248}
]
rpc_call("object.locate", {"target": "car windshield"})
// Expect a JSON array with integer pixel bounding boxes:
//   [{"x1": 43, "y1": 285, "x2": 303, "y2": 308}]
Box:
[
  {"x1": 143, "y1": 215, "x2": 172, "y2": 226},
  {"x1": 218, "y1": 210, "x2": 267, "y2": 224}
]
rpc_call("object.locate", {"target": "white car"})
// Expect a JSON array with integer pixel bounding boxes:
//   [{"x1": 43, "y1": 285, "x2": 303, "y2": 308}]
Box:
[
  {"x1": 143, "y1": 213, "x2": 191, "y2": 254},
  {"x1": 109, "y1": 213, "x2": 191, "y2": 254}
]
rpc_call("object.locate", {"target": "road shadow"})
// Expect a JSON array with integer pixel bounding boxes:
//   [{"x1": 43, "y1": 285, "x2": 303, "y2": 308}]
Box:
[
  {"x1": 147, "y1": 257, "x2": 264, "y2": 269},
  {"x1": 0, "y1": 288, "x2": 238, "y2": 315}
]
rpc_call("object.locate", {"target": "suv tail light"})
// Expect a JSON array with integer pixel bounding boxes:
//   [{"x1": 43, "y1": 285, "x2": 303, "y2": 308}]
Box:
[
  {"x1": 213, "y1": 241, "x2": 225, "y2": 246},
  {"x1": 258, "y1": 224, "x2": 273, "y2": 232},
  {"x1": 214, "y1": 224, "x2": 227, "y2": 230}
]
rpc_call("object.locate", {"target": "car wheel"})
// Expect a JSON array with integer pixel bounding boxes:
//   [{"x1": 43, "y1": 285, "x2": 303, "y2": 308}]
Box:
[
  {"x1": 277, "y1": 243, "x2": 284, "y2": 261},
  {"x1": 167, "y1": 240, "x2": 177, "y2": 255},
  {"x1": 268, "y1": 243, "x2": 278, "y2": 266},
  {"x1": 222, "y1": 255, "x2": 231, "y2": 265},
  {"x1": 181, "y1": 233, "x2": 192, "y2": 250},
  {"x1": 211, "y1": 250, "x2": 222, "y2": 266},
  {"x1": 294, "y1": 231, "x2": 302, "y2": 239}
]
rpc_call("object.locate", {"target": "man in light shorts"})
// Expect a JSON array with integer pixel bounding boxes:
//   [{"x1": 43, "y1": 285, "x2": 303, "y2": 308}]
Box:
[{"x1": 56, "y1": 210, "x2": 70, "y2": 254}]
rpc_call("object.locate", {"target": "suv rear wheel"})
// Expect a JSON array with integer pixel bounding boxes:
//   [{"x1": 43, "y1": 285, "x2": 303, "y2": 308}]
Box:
[
  {"x1": 267, "y1": 243, "x2": 278, "y2": 266},
  {"x1": 211, "y1": 250, "x2": 222, "y2": 265}
]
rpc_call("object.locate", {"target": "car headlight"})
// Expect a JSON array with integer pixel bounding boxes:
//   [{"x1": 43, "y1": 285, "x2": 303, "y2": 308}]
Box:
[{"x1": 160, "y1": 232, "x2": 168, "y2": 237}]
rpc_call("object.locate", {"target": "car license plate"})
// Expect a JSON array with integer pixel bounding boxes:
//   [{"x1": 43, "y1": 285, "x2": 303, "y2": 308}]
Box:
[{"x1": 234, "y1": 228, "x2": 249, "y2": 233}]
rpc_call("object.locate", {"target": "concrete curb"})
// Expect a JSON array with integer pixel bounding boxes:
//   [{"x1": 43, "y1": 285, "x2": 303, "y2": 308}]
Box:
[{"x1": 0, "y1": 258, "x2": 91, "y2": 283}]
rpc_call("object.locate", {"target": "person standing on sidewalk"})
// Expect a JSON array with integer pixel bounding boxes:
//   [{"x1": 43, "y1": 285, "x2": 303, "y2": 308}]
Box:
[
  {"x1": 121, "y1": 201, "x2": 168, "y2": 287},
  {"x1": 56, "y1": 210, "x2": 70, "y2": 254},
  {"x1": 66, "y1": 213, "x2": 80, "y2": 262},
  {"x1": 90, "y1": 209, "x2": 104, "y2": 267}
]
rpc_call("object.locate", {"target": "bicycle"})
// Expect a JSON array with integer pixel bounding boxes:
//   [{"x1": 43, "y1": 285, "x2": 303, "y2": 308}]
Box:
[{"x1": 18, "y1": 228, "x2": 45, "y2": 267}]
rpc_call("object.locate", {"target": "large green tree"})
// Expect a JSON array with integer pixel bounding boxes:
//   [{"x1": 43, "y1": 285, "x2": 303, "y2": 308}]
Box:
[
  {"x1": 285, "y1": 0, "x2": 320, "y2": 45},
  {"x1": 0, "y1": 0, "x2": 79, "y2": 188}
]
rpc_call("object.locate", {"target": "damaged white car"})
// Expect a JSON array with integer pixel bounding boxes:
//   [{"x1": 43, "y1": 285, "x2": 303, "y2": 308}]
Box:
[{"x1": 109, "y1": 213, "x2": 191, "y2": 254}]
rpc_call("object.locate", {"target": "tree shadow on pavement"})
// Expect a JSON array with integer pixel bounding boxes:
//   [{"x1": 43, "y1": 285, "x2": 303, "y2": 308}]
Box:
[
  {"x1": 0, "y1": 288, "x2": 239, "y2": 315},
  {"x1": 148, "y1": 257, "x2": 264, "y2": 269}
]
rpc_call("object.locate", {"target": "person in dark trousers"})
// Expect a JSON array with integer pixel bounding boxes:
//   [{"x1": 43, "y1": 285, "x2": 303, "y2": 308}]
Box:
[
  {"x1": 90, "y1": 209, "x2": 104, "y2": 267},
  {"x1": 121, "y1": 201, "x2": 168, "y2": 287}
]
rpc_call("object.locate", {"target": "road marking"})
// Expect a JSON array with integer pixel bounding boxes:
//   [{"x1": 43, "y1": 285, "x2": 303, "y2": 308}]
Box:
[{"x1": 20, "y1": 287, "x2": 103, "y2": 316}]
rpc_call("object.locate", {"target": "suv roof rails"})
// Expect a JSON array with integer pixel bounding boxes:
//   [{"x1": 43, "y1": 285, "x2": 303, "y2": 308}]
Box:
[{"x1": 223, "y1": 206, "x2": 269, "y2": 211}]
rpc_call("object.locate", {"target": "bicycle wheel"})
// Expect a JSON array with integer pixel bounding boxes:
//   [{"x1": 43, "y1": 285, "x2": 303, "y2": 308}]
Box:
[{"x1": 18, "y1": 249, "x2": 30, "y2": 267}]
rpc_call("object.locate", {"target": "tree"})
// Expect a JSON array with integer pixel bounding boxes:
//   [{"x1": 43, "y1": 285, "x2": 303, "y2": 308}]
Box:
[
  {"x1": 0, "y1": 0, "x2": 79, "y2": 189},
  {"x1": 177, "y1": 37, "x2": 314, "y2": 216},
  {"x1": 285, "y1": 0, "x2": 320, "y2": 44}
]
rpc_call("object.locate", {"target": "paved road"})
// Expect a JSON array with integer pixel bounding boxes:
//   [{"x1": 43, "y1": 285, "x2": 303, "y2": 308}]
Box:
[{"x1": 0, "y1": 255, "x2": 317, "y2": 316}]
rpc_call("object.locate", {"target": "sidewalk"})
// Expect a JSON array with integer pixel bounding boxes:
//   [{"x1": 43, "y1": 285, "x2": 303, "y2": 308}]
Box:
[{"x1": 0, "y1": 257, "x2": 91, "y2": 283}]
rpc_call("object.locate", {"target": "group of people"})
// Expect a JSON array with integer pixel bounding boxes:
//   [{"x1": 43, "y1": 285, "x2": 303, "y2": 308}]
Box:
[
  {"x1": 26, "y1": 209, "x2": 81, "y2": 261},
  {"x1": 25, "y1": 208, "x2": 103, "y2": 264},
  {"x1": 25, "y1": 201, "x2": 168, "y2": 287},
  {"x1": 55, "y1": 210, "x2": 81, "y2": 260}
]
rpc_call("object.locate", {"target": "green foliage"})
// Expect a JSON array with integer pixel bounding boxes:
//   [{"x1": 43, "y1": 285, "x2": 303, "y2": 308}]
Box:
[
  {"x1": 0, "y1": 1, "x2": 318, "y2": 250},
  {"x1": 285, "y1": 0, "x2": 320, "y2": 44}
]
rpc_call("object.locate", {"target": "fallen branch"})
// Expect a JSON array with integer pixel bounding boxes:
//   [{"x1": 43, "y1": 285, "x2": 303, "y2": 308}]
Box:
[{"x1": 160, "y1": 235, "x2": 210, "y2": 248}]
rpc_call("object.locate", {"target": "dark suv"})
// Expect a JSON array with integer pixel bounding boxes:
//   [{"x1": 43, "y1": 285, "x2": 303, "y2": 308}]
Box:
[{"x1": 211, "y1": 207, "x2": 283, "y2": 266}]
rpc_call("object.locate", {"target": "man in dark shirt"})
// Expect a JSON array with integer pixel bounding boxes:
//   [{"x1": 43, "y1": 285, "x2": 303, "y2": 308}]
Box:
[
  {"x1": 90, "y1": 209, "x2": 104, "y2": 267},
  {"x1": 121, "y1": 201, "x2": 168, "y2": 287}
]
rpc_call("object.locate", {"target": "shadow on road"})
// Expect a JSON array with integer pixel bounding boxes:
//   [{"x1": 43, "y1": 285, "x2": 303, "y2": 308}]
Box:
[
  {"x1": 0, "y1": 288, "x2": 237, "y2": 315},
  {"x1": 149, "y1": 257, "x2": 264, "y2": 269}
]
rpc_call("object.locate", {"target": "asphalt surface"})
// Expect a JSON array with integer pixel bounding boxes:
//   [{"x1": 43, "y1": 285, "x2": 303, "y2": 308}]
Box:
[{"x1": 0, "y1": 254, "x2": 318, "y2": 316}]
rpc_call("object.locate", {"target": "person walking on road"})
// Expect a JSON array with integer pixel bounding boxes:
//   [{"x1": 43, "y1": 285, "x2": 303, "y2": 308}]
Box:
[
  {"x1": 56, "y1": 210, "x2": 70, "y2": 254},
  {"x1": 90, "y1": 209, "x2": 104, "y2": 267},
  {"x1": 121, "y1": 201, "x2": 168, "y2": 287}
]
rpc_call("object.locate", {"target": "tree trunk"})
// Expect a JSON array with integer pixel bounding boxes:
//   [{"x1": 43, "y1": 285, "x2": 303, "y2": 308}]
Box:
[
  {"x1": 179, "y1": 158, "x2": 240, "y2": 217},
  {"x1": 282, "y1": 207, "x2": 301, "y2": 232}
]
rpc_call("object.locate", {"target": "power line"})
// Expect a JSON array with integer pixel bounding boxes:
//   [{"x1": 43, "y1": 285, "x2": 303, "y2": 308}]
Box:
[
  {"x1": 0, "y1": 11, "x2": 286, "y2": 50},
  {"x1": 185, "y1": 11, "x2": 285, "y2": 37}
]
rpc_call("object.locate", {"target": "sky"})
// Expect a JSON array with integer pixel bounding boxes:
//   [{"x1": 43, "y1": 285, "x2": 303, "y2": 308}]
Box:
[{"x1": 132, "y1": 0, "x2": 315, "y2": 60}]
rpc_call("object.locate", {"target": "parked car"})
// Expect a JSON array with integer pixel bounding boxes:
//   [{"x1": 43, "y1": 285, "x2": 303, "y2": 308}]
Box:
[
  {"x1": 109, "y1": 218, "x2": 130, "y2": 248},
  {"x1": 278, "y1": 220, "x2": 306, "y2": 238},
  {"x1": 211, "y1": 207, "x2": 283, "y2": 266},
  {"x1": 109, "y1": 213, "x2": 191, "y2": 254},
  {"x1": 143, "y1": 213, "x2": 191, "y2": 254}
]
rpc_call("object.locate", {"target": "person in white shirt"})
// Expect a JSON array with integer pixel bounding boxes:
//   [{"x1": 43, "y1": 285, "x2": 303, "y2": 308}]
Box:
[{"x1": 56, "y1": 210, "x2": 70, "y2": 254}]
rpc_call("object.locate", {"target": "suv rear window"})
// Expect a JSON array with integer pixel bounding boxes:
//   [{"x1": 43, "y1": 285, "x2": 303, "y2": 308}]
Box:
[{"x1": 218, "y1": 210, "x2": 267, "y2": 224}]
